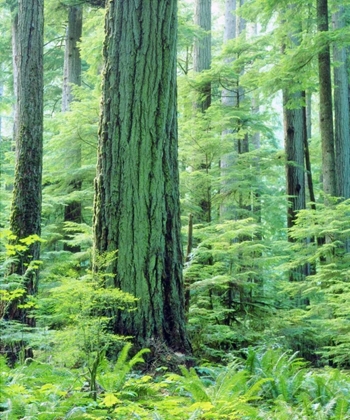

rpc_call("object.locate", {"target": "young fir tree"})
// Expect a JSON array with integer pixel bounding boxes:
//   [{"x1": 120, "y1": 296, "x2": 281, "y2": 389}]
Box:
[
  {"x1": 93, "y1": 0, "x2": 191, "y2": 354},
  {"x1": 220, "y1": 0, "x2": 251, "y2": 221},
  {"x1": 8, "y1": 0, "x2": 44, "y2": 321}
]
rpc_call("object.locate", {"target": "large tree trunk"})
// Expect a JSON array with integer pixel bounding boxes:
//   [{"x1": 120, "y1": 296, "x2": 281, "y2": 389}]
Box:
[
  {"x1": 317, "y1": 0, "x2": 336, "y2": 197},
  {"x1": 9, "y1": 0, "x2": 44, "y2": 318},
  {"x1": 93, "y1": 0, "x2": 191, "y2": 354},
  {"x1": 332, "y1": 7, "x2": 350, "y2": 201},
  {"x1": 62, "y1": 5, "x2": 83, "y2": 252},
  {"x1": 333, "y1": 6, "x2": 350, "y2": 252}
]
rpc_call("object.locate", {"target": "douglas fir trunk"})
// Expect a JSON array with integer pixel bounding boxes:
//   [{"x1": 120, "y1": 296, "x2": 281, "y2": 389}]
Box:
[
  {"x1": 93, "y1": 0, "x2": 191, "y2": 353},
  {"x1": 317, "y1": 0, "x2": 336, "y2": 197},
  {"x1": 9, "y1": 0, "x2": 43, "y2": 296}
]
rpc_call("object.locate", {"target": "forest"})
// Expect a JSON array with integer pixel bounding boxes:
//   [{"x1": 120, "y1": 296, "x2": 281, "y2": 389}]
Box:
[{"x1": 0, "y1": 0, "x2": 350, "y2": 418}]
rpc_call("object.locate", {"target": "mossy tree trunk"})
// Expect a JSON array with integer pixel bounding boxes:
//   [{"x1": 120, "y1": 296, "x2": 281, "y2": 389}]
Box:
[
  {"x1": 93, "y1": 0, "x2": 191, "y2": 354},
  {"x1": 9, "y1": 0, "x2": 44, "y2": 319}
]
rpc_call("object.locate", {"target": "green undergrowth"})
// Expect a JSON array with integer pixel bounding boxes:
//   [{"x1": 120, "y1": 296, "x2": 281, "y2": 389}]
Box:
[{"x1": 1, "y1": 347, "x2": 349, "y2": 419}]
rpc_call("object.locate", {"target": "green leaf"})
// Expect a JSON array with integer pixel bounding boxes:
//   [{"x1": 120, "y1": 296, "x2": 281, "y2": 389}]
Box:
[{"x1": 102, "y1": 393, "x2": 120, "y2": 408}]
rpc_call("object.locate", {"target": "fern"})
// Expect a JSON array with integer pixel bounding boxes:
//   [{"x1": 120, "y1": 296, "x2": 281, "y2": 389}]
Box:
[
  {"x1": 171, "y1": 362, "x2": 269, "y2": 419},
  {"x1": 98, "y1": 343, "x2": 150, "y2": 393}
]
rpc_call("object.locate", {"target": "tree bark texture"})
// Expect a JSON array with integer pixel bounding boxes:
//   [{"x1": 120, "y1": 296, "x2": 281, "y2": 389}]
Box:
[
  {"x1": 93, "y1": 0, "x2": 191, "y2": 353},
  {"x1": 9, "y1": 0, "x2": 43, "y2": 294},
  {"x1": 332, "y1": 7, "x2": 350, "y2": 200},
  {"x1": 317, "y1": 0, "x2": 336, "y2": 197}
]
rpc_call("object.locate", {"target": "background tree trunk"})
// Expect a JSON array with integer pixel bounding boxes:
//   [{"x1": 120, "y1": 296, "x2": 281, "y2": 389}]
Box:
[
  {"x1": 62, "y1": 5, "x2": 83, "y2": 253},
  {"x1": 62, "y1": 6, "x2": 82, "y2": 112},
  {"x1": 281, "y1": 9, "x2": 307, "y2": 282},
  {"x1": 220, "y1": 0, "x2": 236, "y2": 221},
  {"x1": 193, "y1": 0, "x2": 211, "y2": 111},
  {"x1": 9, "y1": 0, "x2": 44, "y2": 318},
  {"x1": 193, "y1": 0, "x2": 212, "y2": 223},
  {"x1": 332, "y1": 7, "x2": 350, "y2": 201},
  {"x1": 283, "y1": 91, "x2": 306, "y2": 231},
  {"x1": 317, "y1": 0, "x2": 336, "y2": 197},
  {"x1": 220, "y1": 0, "x2": 249, "y2": 221},
  {"x1": 93, "y1": 0, "x2": 191, "y2": 354}
]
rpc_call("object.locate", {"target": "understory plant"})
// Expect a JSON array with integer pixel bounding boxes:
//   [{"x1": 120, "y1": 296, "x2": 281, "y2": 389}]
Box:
[
  {"x1": 1, "y1": 347, "x2": 350, "y2": 419},
  {"x1": 185, "y1": 218, "x2": 275, "y2": 360},
  {"x1": 278, "y1": 199, "x2": 350, "y2": 367}
]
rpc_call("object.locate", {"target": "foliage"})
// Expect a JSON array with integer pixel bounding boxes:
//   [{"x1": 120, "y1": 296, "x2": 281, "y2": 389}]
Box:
[
  {"x1": 168, "y1": 361, "x2": 269, "y2": 419},
  {"x1": 185, "y1": 218, "x2": 276, "y2": 359},
  {"x1": 1, "y1": 0, "x2": 350, "y2": 418},
  {"x1": 0, "y1": 348, "x2": 349, "y2": 419},
  {"x1": 279, "y1": 199, "x2": 350, "y2": 367}
]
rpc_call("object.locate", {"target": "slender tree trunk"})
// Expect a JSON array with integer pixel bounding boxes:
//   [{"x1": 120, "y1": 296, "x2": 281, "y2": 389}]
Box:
[
  {"x1": 302, "y1": 92, "x2": 316, "y2": 208},
  {"x1": 283, "y1": 91, "x2": 306, "y2": 231},
  {"x1": 283, "y1": 90, "x2": 307, "y2": 282},
  {"x1": 62, "y1": 6, "x2": 82, "y2": 111},
  {"x1": 193, "y1": 0, "x2": 212, "y2": 223},
  {"x1": 220, "y1": 0, "x2": 236, "y2": 220},
  {"x1": 8, "y1": 0, "x2": 44, "y2": 319},
  {"x1": 193, "y1": 0, "x2": 211, "y2": 111},
  {"x1": 93, "y1": 0, "x2": 191, "y2": 354},
  {"x1": 62, "y1": 5, "x2": 83, "y2": 252},
  {"x1": 302, "y1": 92, "x2": 316, "y2": 275},
  {"x1": 317, "y1": 0, "x2": 336, "y2": 197},
  {"x1": 281, "y1": 12, "x2": 307, "y2": 282}
]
